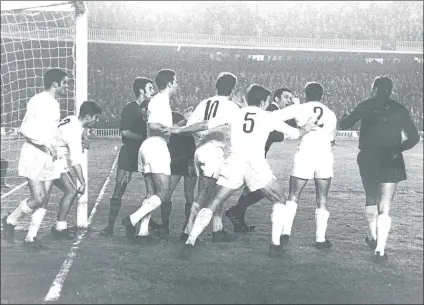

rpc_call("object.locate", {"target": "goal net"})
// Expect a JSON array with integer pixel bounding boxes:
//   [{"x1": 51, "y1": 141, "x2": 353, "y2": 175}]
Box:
[{"x1": 1, "y1": 1, "x2": 88, "y2": 227}]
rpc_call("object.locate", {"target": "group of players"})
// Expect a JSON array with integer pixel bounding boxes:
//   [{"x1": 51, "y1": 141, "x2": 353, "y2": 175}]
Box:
[{"x1": 2, "y1": 68, "x2": 420, "y2": 263}]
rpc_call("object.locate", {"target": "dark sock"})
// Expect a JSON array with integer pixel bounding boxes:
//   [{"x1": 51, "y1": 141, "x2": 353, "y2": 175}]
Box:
[
  {"x1": 234, "y1": 190, "x2": 264, "y2": 218},
  {"x1": 160, "y1": 200, "x2": 172, "y2": 229},
  {"x1": 107, "y1": 198, "x2": 122, "y2": 229},
  {"x1": 183, "y1": 202, "x2": 193, "y2": 230}
]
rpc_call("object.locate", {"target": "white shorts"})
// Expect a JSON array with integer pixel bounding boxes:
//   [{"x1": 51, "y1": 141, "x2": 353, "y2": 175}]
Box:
[
  {"x1": 291, "y1": 150, "x2": 334, "y2": 180},
  {"x1": 138, "y1": 137, "x2": 171, "y2": 175},
  {"x1": 217, "y1": 155, "x2": 275, "y2": 192},
  {"x1": 18, "y1": 142, "x2": 62, "y2": 181},
  {"x1": 194, "y1": 144, "x2": 225, "y2": 179}
]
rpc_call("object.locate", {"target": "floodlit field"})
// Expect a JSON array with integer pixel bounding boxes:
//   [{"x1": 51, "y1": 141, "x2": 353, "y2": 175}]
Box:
[{"x1": 1, "y1": 138, "x2": 423, "y2": 304}]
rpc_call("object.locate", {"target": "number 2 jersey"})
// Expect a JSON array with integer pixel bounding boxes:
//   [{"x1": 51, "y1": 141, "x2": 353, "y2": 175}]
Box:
[
  {"x1": 55, "y1": 115, "x2": 84, "y2": 170},
  {"x1": 209, "y1": 106, "x2": 301, "y2": 161},
  {"x1": 271, "y1": 101, "x2": 337, "y2": 154},
  {"x1": 186, "y1": 95, "x2": 241, "y2": 151}
]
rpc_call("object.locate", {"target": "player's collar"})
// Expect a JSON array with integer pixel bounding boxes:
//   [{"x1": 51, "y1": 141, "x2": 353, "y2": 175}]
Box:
[{"x1": 271, "y1": 102, "x2": 280, "y2": 109}]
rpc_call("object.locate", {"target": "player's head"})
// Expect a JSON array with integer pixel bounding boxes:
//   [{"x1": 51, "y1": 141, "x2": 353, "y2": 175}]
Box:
[
  {"x1": 304, "y1": 82, "x2": 323, "y2": 102},
  {"x1": 133, "y1": 77, "x2": 154, "y2": 100},
  {"x1": 44, "y1": 68, "x2": 68, "y2": 96},
  {"x1": 246, "y1": 84, "x2": 271, "y2": 109},
  {"x1": 78, "y1": 100, "x2": 102, "y2": 128},
  {"x1": 215, "y1": 72, "x2": 237, "y2": 97},
  {"x1": 273, "y1": 88, "x2": 294, "y2": 108},
  {"x1": 155, "y1": 69, "x2": 177, "y2": 95},
  {"x1": 372, "y1": 76, "x2": 393, "y2": 97}
]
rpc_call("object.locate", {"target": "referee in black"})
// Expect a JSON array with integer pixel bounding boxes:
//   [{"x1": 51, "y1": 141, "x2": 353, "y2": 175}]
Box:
[{"x1": 339, "y1": 76, "x2": 419, "y2": 262}]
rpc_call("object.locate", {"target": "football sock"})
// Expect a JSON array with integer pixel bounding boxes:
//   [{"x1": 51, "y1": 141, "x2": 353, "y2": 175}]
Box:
[
  {"x1": 271, "y1": 203, "x2": 286, "y2": 246},
  {"x1": 55, "y1": 221, "x2": 67, "y2": 231},
  {"x1": 184, "y1": 202, "x2": 200, "y2": 235},
  {"x1": 281, "y1": 200, "x2": 297, "y2": 236},
  {"x1": 25, "y1": 207, "x2": 47, "y2": 242},
  {"x1": 365, "y1": 205, "x2": 378, "y2": 241},
  {"x1": 107, "y1": 198, "x2": 122, "y2": 229},
  {"x1": 186, "y1": 208, "x2": 213, "y2": 246},
  {"x1": 7, "y1": 198, "x2": 33, "y2": 225},
  {"x1": 130, "y1": 195, "x2": 161, "y2": 226},
  {"x1": 212, "y1": 206, "x2": 223, "y2": 232},
  {"x1": 315, "y1": 208, "x2": 330, "y2": 243},
  {"x1": 375, "y1": 214, "x2": 392, "y2": 255},
  {"x1": 138, "y1": 213, "x2": 152, "y2": 236},
  {"x1": 160, "y1": 200, "x2": 172, "y2": 229}
]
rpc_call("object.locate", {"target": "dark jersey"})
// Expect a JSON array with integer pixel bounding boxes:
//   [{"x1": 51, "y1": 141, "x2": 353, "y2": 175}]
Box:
[
  {"x1": 168, "y1": 111, "x2": 196, "y2": 160},
  {"x1": 339, "y1": 96, "x2": 420, "y2": 154},
  {"x1": 119, "y1": 101, "x2": 147, "y2": 147},
  {"x1": 264, "y1": 102, "x2": 298, "y2": 155}
]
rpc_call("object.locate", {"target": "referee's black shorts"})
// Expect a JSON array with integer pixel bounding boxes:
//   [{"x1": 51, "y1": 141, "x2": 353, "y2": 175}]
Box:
[
  {"x1": 357, "y1": 150, "x2": 407, "y2": 184},
  {"x1": 117, "y1": 144, "x2": 140, "y2": 172},
  {"x1": 170, "y1": 158, "x2": 197, "y2": 177}
]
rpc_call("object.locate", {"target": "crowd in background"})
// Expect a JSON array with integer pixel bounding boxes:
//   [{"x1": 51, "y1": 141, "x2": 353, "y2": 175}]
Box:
[
  {"x1": 87, "y1": 45, "x2": 423, "y2": 130},
  {"x1": 87, "y1": 1, "x2": 423, "y2": 41}
]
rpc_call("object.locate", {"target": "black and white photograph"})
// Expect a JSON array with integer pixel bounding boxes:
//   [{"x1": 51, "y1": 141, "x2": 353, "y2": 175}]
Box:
[{"x1": 1, "y1": 1, "x2": 423, "y2": 303}]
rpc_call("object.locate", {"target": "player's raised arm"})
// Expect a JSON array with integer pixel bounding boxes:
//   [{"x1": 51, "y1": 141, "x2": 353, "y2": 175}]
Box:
[
  {"x1": 398, "y1": 106, "x2": 420, "y2": 152},
  {"x1": 271, "y1": 104, "x2": 299, "y2": 122},
  {"x1": 339, "y1": 100, "x2": 368, "y2": 130}
]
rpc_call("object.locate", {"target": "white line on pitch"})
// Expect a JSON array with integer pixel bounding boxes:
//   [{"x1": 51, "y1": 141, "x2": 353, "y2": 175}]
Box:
[
  {"x1": 1, "y1": 181, "x2": 28, "y2": 200},
  {"x1": 44, "y1": 153, "x2": 119, "y2": 303}
]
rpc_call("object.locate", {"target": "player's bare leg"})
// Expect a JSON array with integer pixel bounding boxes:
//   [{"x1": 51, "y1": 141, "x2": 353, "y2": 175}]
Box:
[
  {"x1": 260, "y1": 178, "x2": 290, "y2": 258},
  {"x1": 314, "y1": 178, "x2": 332, "y2": 249},
  {"x1": 124, "y1": 173, "x2": 171, "y2": 241},
  {"x1": 374, "y1": 182, "x2": 397, "y2": 262},
  {"x1": 3, "y1": 178, "x2": 53, "y2": 248},
  {"x1": 100, "y1": 169, "x2": 132, "y2": 236},
  {"x1": 179, "y1": 185, "x2": 235, "y2": 260},
  {"x1": 360, "y1": 175, "x2": 379, "y2": 251},
  {"x1": 282, "y1": 176, "x2": 308, "y2": 246},
  {"x1": 182, "y1": 175, "x2": 197, "y2": 231},
  {"x1": 226, "y1": 186, "x2": 262, "y2": 232},
  {"x1": 52, "y1": 172, "x2": 79, "y2": 240}
]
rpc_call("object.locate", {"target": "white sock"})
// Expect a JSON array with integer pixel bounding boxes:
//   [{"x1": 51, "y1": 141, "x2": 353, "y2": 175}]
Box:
[
  {"x1": 281, "y1": 200, "x2": 297, "y2": 236},
  {"x1": 375, "y1": 214, "x2": 392, "y2": 255},
  {"x1": 25, "y1": 208, "x2": 47, "y2": 242},
  {"x1": 184, "y1": 202, "x2": 200, "y2": 235},
  {"x1": 365, "y1": 205, "x2": 378, "y2": 241},
  {"x1": 138, "y1": 213, "x2": 152, "y2": 236},
  {"x1": 271, "y1": 203, "x2": 286, "y2": 246},
  {"x1": 129, "y1": 195, "x2": 161, "y2": 226},
  {"x1": 186, "y1": 208, "x2": 213, "y2": 245},
  {"x1": 55, "y1": 221, "x2": 67, "y2": 231},
  {"x1": 315, "y1": 208, "x2": 330, "y2": 243},
  {"x1": 212, "y1": 208, "x2": 223, "y2": 232},
  {"x1": 7, "y1": 199, "x2": 33, "y2": 225}
]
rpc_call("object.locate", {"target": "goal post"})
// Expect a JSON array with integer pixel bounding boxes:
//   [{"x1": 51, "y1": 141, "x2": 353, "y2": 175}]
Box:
[{"x1": 1, "y1": 1, "x2": 89, "y2": 228}]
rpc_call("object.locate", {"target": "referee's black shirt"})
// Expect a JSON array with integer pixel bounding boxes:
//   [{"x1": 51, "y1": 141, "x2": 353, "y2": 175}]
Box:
[{"x1": 339, "y1": 96, "x2": 419, "y2": 154}]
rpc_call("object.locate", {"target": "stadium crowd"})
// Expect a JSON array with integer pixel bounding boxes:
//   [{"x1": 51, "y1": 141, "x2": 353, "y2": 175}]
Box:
[
  {"x1": 88, "y1": 45, "x2": 423, "y2": 129},
  {"x1": 87, "y1": 1, "x2": 423, "y2": 41}
]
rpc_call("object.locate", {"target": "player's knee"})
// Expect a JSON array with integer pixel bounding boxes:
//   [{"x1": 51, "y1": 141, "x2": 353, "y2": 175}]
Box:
[
  {"x1": 288, "y1": 193, "x2": 299, "y2": 202},
  {"x1": 316, "y1": 197, "x2": 327, "y2": 209}
]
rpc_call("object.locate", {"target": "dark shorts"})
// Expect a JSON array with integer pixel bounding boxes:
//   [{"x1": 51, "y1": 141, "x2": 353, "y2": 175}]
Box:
[
  {"x1": 117, "y1": 144, "x2": 140, "y2": 172},
  {"x1": 171, "y1": 158, "x2": 197, "y2": 177},
  {"x1": 357, "y1": 150, "x2": 407, "y2": 184}
]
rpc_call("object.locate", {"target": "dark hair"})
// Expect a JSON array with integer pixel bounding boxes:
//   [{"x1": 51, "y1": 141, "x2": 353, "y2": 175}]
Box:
[
  {"x1": 155, "y1": 69, "x2": 176, "y2": 91},
  {"x1": 215, "y1": 72, "x2": 237, "y2": 96},
  {"x1": 273, "y1": 87, "x2": 292, "y2": 101},
  {"x1": 79, "y1": 100, "x2": 102, "y2": 117},
  {"x1": 43, "y1": 68, "x2": 67, "y2": 90},
  {"x1": 133, "y1": 77, "x2": 153, "y2": 98},
  {"x1": 372, "y1": 76, "x2": 393, "y2": 96},
  {"x1": 246, "y1": 84, "x2": 271, "y2": 106},
  {"x1": 304, "y1": 82, "x2": 323, "y2": 101}
]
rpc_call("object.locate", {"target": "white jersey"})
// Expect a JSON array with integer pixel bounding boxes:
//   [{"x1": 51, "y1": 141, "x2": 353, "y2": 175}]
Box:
[
  {"x1": 146, "y1": 91, "x2": 173, "y2": 142},
  {"x1": 210, "y1": 106, "x2": 301, "y2": 160},
  {"x1": 186, "y1": 95, "x2": 240, "y2": 149},
  {"x1": 271, "y1": 101, "x2": 337, "y2": 153},
  {"x1": 55, "y1": 115, "x2": 84, "y2": 168},
  {"x1": 19, "y1": 91, "x2": 60, "y2": 146}
]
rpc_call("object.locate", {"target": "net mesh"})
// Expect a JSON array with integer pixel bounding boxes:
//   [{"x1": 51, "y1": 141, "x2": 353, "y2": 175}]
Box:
[{"x1": 1, "y1": 5, "x2": 76, "y2": 192}]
